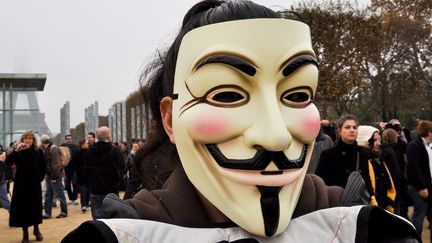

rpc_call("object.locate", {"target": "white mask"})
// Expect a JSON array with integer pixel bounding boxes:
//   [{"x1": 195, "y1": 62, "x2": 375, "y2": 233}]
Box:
[{"x1": 170, "y1": 19, "x2": 320, "y2": 237}]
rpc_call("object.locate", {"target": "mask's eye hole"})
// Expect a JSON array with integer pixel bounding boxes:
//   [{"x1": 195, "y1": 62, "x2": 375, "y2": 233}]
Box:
[
  {"x1": 281, "y1": 88, "x2": 312, "y2": 108},
  {"x1": 206, "y1": 86, "x2": 248, "y2": 107}
]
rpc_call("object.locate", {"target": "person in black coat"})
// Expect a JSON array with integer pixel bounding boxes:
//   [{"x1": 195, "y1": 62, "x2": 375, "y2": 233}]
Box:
[
  {"x1": 315, "y1": 115, "x2": 372, "y2": 194},
  {"x1": 406, "y1": 120, "x2": 432, "y2": 239},
  {"x1": 123, "y1": 142, "x2": 142, "y2": 200},
  {"x1": 75, "y1": 139, "x2": 90, "y2": 212},
  {"x1": 6, "y1": 130, "x2": 46, "y2": 243},
  {"x1": 87, "y1": 126, "x2": 125, "y2": 219},
  {"x1": 381, "y1": 128, "x2": 411, "y2": 218}
]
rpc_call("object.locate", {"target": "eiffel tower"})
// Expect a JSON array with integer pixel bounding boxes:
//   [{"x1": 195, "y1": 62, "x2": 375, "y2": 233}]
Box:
[{"x1": 0, "y1": 73, "x2": 52, "y2": 146}]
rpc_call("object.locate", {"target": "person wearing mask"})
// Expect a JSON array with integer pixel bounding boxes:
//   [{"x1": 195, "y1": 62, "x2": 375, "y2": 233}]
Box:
[
  {"x1": 6, "y1": 130, "x2": 46, "y2": 243},
  {"x1": 316, "y1": 115, "x2": 372, "y2": 193},
  {"x1": 62, "y1": 1, "x2": 419, "y2": 242}
]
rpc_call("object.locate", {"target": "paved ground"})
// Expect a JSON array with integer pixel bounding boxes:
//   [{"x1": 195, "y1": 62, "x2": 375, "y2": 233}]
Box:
[
  {"x1": 0, "y1": 198, "x2": 93, "y2": 243},
  {"x1": 0, "y1": 192, "x2": 430, "y2": 242}
]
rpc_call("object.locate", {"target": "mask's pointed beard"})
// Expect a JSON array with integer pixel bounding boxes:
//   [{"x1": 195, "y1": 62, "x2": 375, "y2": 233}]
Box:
[{"x1": 257, "y1": 186, "x2": 282, "y2": 237}]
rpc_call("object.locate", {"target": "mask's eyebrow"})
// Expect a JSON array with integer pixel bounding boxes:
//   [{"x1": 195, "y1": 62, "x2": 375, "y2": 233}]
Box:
[
  {"x1": 281, "y1": 55, "x2": 318, "y2": 77},
  {"x1": 195, "y1": 55, "x2": 256, "y2": 76}
]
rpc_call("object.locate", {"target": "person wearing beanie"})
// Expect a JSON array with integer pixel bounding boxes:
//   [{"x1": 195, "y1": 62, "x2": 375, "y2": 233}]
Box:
[
  {"x1": 40, "y1": 135, "x2": 50, "y2": 145},
  {"x1": 357, "y1": 125, "x2": 396, "y2": 212}
]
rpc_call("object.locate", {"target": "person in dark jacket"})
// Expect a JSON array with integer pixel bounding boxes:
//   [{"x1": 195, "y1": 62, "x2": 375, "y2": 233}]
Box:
[
  {"x1": 406, "y1": 120, "x2": 432, "y2": 239},
  {"x1": 63, "y1": 134, "x2": 80, "y2": 205},
  {"x1": 315, "y1": 115, "x2": 373, "y2": 194},
  {"x1": 40, "y1": 135, "x2": 68, "y2": 219},
  {"x1": 123, "y1": 142, "x2": 142, "y2": 200},
  {"x1": 87, "y1": 126, "x2": 124, "y2": 219},
  {"x1": 307, "y1": 128, "x2": 333, "y2": 173},
  {"x1": 0, "y1": 147, "x2": 11, "y2": 212},
  {"x1": 62, "y1": 1, "x2": 420, "y2": 242},
  {"x1": 75, "y1": 139, "x2": 90, "y2": 213},
  {"x1": 6, "y1": 130, "x2": 46, "y2": 243},
  {"x1": 381, "y1": 128, "x2": 410, "y2": 218}
]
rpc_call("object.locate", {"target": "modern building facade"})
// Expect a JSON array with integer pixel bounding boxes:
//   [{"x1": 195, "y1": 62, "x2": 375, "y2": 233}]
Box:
[
  {"x1": 108, "y1": 101, "x2": 126, "y2": 143},
  {"x1": 60, "y1": 101, "x2": 70, "y2": 140},
  {"x1": 85, "y1": 101, "x2": 99, "y2": 135}
]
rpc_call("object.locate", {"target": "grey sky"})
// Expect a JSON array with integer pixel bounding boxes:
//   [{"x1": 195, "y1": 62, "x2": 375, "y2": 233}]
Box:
[{"x1": 0, "y1": 0, "x2": 369, "y2": 134}]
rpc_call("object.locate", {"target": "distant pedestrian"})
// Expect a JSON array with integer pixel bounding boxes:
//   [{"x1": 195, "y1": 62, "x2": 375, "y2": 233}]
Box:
[
  {"x1": 87, "y1": 126, "x2": 124, "y2": 219},
  {"x1": 321, "y1": 119, "x2": 337, "y2": 142},
  {"x1": 381, "y1": 128, "x2": 410, "y2": 218},
  {"x1": 87, "y1": 132, "x2": 96, "y2": 147},
  {"x1": 63, "y1": 134, "x2": 79, "y2": 205},
  {"x1": 119, "y1": 141, "x2": 129, "y2": 191},
  {"x1": 123, "y1": 142, "x2": 142, "y2": 199},
  {"x1": 6, "y1": 130, "x2": 46, "y2": 243},
  {"x1": 40, "y1": 135, "x2": 68, "y2": 219},
  {"x1": 307, "y1": 129, "x2": 333, "y2": 174},
  {"x1": 0, "y1": 146, "x2": 11, "y2": 212},
  {"x1": 76, "y1": 139, "x2": 90, "y2": 213},
  {"x1": 357, "y1": 125, "x2": 396, "y2": 212},
  {"x1": 406, "y1": 120, "x2": 432, "y2": 239}
]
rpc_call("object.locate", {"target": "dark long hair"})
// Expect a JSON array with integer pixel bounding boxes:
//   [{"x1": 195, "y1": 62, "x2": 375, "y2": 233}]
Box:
[{"x1": 136, "y1": 0, "x2": 281, "y2": 187}]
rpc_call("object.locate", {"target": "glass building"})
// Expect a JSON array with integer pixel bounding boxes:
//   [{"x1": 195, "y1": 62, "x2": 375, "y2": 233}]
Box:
[{"x1": 0, "y1": 73, "x2": 52, "y2": 146}]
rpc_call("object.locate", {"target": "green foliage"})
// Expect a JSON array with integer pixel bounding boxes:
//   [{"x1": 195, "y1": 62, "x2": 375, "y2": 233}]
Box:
[
  {"x1": 285, "y1": 0, "x2": 432, "y2": 128},
  {"x1": 72, "y1": 122, "x2": 85, "y2": 142}
]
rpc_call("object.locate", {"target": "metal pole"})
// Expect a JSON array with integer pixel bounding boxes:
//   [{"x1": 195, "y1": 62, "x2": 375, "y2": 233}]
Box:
[
  {"x1": 2, "y1": 82, "x2": 6, "y2": 145},
  {"x1": 9, "y1": 83, "x2": 13, "y2": 144}
]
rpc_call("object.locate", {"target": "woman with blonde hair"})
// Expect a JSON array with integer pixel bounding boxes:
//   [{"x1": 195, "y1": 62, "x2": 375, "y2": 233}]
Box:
[{"x1": 6, "y1": 130, "x2": 46, "y2": 243}]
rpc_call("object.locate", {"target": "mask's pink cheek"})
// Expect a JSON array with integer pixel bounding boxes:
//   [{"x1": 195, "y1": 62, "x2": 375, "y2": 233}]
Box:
[
  {"x1": 193, "y1": 112, "x2": 228, "y2": 139},
  {"x1": 303, "y1": 115, "x2": 321, "y2": 138}
]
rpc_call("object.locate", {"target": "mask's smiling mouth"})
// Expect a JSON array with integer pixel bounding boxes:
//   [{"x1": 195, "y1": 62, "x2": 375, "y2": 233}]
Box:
[{"x1": 205, "y1": 144, "x2": 308, "y2": 171}]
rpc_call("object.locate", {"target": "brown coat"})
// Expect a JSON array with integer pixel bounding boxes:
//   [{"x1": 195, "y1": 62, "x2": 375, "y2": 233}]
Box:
[{"x1": 126, "y1": 166, "x2": 343, "y2": 226}]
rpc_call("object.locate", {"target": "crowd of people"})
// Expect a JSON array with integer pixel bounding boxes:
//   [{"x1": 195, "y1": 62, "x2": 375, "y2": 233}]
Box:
[
  {"x1": 3, "y1": 115, "x2": 429, "y2": 242},
  {"x1": 0, "y1": 127, "x2": 147, "y2": 243},
  {"x1": 0, "y1": 0, "x2": 430, "y2": 242},
  {"x1": 312, "y1": 115, "x2": 432, "y2": 240}
]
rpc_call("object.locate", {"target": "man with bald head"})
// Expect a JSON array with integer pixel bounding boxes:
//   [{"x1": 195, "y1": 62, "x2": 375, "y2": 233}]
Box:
[{"x1": 87, "y1": 126, "x2": 124, "y2": 219}]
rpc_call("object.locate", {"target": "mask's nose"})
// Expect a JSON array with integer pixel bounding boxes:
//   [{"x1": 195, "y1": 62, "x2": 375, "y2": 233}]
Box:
[{"x1": 243, "y1": 95, "x2": 291, "y2": 152}]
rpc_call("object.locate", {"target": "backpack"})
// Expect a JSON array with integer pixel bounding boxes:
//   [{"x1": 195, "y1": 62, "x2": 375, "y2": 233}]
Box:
[{"x1": 50, "y1": 145, "x2": 71, "y2": 169}]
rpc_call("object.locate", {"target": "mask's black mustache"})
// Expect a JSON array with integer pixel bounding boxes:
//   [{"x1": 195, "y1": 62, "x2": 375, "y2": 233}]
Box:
[
  {"x1": 257, "y1": 186, "x2": 282, "y2": 237},
  {"x1": 205, "y1": 144, "x2": 308, "y2": 170}
]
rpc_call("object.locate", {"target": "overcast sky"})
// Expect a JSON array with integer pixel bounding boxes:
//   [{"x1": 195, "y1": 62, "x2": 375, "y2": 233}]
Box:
[{"x1": 0, "y1": 0, "x2": 369, "y2": 134}]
